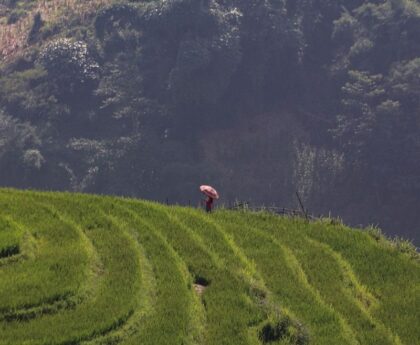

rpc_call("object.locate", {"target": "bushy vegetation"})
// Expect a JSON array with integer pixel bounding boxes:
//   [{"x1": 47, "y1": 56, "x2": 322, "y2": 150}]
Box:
[
  {"x1": 37, "y1": 38, "x2": 99, "y2": 99},
  {"x1": 0, "y1": 189, "x2": 418, "y2": 344},
  {"x1": 0, "y1": 0, "x2": 419, "y2": 244}
]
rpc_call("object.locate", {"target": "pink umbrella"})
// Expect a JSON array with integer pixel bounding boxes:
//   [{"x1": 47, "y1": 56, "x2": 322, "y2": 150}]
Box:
[{"x1": 200, "y1": 185, "x2": 219, "y2": 199}]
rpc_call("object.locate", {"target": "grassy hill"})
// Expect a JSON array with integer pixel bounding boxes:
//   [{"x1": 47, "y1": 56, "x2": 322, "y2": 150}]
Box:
[{"x1": 0, "y1": 189, "x2": 418, "y2": 345}]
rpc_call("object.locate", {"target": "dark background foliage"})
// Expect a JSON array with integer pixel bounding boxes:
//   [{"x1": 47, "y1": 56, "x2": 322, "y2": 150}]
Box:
[{"x1": 0, "y1": 0, "x2": 419, "y2": 244}]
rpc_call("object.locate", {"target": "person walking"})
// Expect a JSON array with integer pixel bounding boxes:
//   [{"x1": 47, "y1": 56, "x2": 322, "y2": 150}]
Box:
[
  {"x1": 205, "y1": 196, "x2": 214, "y2": 213},
  {"x1": 199, "y1": 185, "x2": 219, "y2": 213}
]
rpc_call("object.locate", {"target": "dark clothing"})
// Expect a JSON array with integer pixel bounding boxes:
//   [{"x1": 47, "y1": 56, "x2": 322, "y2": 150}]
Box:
[{"x1": 205, "y1": 197, "x2": 214, "y2": 213}]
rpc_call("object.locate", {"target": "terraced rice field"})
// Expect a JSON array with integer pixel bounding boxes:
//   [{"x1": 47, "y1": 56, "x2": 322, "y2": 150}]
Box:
[{"x1": 0, "y1": 189, "x2": 418, "y2": 345}]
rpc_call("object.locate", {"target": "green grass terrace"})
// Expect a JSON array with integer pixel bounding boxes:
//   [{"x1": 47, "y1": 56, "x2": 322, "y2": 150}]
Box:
[{"x1": 0, "y1": 189, "x2": 418, "y2": 345}]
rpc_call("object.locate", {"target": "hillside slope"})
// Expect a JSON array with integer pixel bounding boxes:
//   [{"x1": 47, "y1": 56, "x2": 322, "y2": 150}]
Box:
[
  {"x1": 0, "y1": 189, "x2": 418, "y2": 345},
  {"x1": 1, "y1": 0, "x2": 420, "y2": 244}
]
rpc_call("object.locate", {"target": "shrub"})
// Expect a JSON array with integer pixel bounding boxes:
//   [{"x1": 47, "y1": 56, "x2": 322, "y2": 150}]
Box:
[
  {"x1": 366, "y1": 225, "x2": 384, "y2": 242},
  {"x1": 94, "y1": 4, "x2": 139, "y2": 40},
  {"x1": 0, "y1": 110, "x2": 40, "y2": 159},
  {"x1": 37, "y1": 38, "x2": 99, "y2": 97},
  {"x1": 391, "y1": 237, "x2": 419, "y2": 261},
  {"x1": 23, "y1": 149, "x2": 45, "y2": 170},
  {"x1": 259, "y1": 314, "x2": 309, "y2": 345}
]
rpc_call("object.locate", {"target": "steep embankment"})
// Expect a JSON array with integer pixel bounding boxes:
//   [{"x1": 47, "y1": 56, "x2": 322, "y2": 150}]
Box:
[{"x1": 0, "y1": 189, "x2": 418, "y2": 345}]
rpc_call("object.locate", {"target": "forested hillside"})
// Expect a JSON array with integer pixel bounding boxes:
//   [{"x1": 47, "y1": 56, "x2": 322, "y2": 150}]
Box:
[{"x1": 0, "y1": 0, "x2": 419, "y2": 243}]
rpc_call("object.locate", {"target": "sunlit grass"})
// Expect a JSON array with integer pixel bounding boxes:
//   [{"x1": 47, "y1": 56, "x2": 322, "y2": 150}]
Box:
[{"x1": 0, "y1": 189, "x2": 418, "y2": 345}]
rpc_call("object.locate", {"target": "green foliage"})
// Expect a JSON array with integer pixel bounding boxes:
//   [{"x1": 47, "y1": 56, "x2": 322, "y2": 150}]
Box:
[
  {"x1": 258, "y1": 314, "x2": 309, "y2": 345},
  {"x1": 389, "y1": 58, "x2": 420, "y2": 105},
  {"x1": 22, "y1": 149, "x2": 44, "y2": 169},
  {"x1": 167, "y1": 4, "x2": 242, "y2": 106},
  {"x1": 333, "y1": 70, "x2": 386, "y2": 162},
  {"x1": 0, "y1": 110, "x2": 36, "y2": 154},
  {"x1": 0, "y1": 110, "x2": 41, "y2": 174},
  {"x1": 37, "y1": 38, "x2": 99, "y2": 97},
  {"x1": 94, "y1": 4, "x2": 139, "y2": 40}
]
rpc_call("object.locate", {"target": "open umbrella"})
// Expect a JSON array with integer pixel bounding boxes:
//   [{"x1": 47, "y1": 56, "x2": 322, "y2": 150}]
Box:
[{"x1": 200, "y1": 185, "x2": 219, "y2": 199}]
